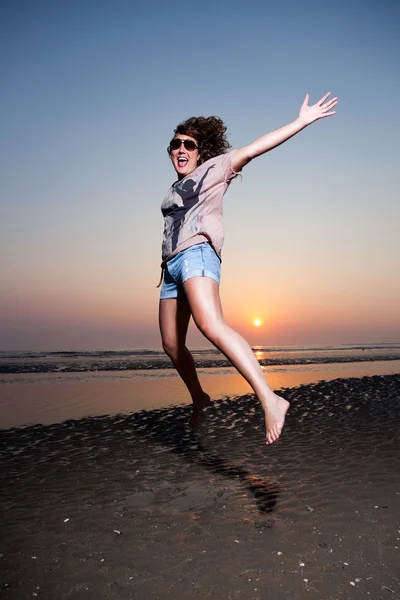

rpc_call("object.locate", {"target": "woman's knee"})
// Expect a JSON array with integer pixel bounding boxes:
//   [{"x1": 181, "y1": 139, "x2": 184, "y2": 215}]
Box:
[
  {"x1": 162, "y1": 337, "x2": 176, "y2": 358},
  {"x1": 195, "y1": 317, "x2": 224, "y2": 343},
  {"x1": 162, "y1": 338, "x2": 185, "y2": 362}
]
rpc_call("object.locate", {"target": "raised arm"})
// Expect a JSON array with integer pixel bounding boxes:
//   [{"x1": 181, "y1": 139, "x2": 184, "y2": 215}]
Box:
[{"x1": 231, "y1": 92, "x2": 338, "y2": 173}]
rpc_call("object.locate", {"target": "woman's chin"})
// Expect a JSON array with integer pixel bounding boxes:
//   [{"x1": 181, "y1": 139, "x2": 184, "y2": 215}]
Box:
[{"x1": 175, "y1": 166, "x2": 192, "y2": 179}]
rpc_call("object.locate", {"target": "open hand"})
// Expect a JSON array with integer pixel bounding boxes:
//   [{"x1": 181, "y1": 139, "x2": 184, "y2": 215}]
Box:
[{"x1": 298, "y1": 92, "x2": 338, "y2": 126}]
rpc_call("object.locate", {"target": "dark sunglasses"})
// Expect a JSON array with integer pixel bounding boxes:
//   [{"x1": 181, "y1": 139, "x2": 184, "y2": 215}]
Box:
[{"x1": 169, "y1": 138, "x2": 199, "y2": 152}]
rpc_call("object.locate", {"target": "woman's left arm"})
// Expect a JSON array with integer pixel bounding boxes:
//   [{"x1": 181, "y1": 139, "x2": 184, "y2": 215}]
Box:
[{"x1": 231, "y1": 92, "x2": 338, "y2": 172}]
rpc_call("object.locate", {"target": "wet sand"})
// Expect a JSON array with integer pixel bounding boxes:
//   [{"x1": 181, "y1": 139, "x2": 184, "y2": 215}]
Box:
[
  {"x1": 1, "y1": 375, "x2": 400, "y2": 599},
  {"x1": 1, "y1": 359, "x2": 400, "y2": 429}
]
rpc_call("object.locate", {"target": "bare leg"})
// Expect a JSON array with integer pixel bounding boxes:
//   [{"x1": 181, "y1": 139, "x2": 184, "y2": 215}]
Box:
[
  {"x1": 159, "y1": 296, "x2": 210, "y2": 428},
  {"x1": 183, "y1": 277, "x2": 289, "y2": 445}
]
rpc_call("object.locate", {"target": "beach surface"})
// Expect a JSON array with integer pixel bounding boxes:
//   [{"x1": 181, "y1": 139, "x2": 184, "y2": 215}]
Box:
[{"x1": 1, "y1": 374, "x2": 400, "y2": 599}]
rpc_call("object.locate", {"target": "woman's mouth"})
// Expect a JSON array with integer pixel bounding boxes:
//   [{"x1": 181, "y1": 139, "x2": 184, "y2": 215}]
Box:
[{"x1": 177, "y1": 157, "x2": 188, "y2": 168}]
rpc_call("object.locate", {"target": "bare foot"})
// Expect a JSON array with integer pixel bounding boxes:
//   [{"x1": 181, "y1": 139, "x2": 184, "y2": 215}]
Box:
[
  {"x1": 189, "y1": 393, "x2": 211, "y2": 429},
  {"x1": 264, "y1": 393, "x2": 290, "y2": 445}
]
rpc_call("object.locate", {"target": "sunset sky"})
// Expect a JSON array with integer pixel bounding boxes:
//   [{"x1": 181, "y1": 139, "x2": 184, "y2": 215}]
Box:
[{"x1": 1, "y1": 0, "x2": 399, "y2": 350}]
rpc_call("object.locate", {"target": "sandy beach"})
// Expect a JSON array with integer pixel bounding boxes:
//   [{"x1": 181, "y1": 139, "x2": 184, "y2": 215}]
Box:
[{"x1": 1, "y1": 374, "x2": 399, "y2": 599}]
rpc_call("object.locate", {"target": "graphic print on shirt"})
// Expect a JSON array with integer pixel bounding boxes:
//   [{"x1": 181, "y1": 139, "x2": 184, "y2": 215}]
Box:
[{"x1": 162, "y1": 164, "x2": 215, "y2": 252}]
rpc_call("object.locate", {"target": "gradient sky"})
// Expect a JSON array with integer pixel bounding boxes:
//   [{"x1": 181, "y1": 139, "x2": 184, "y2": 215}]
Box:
[{"x1": 1, "y1": 0, "x2": 399, "y2": 350}]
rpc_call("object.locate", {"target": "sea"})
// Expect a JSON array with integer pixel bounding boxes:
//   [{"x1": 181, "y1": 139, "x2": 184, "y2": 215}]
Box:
[{"x1": 1, "y1": 343, "x2": 400, "y2": 429}]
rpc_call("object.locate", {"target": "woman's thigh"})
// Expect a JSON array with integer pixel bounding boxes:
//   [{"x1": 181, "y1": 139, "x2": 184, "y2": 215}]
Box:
[
  {"x1": 182, "y1": 277, "x2": 224, "y2": 335},
  {"x1": 159, "y1": 296, "x2": 192, "y2": 351}
]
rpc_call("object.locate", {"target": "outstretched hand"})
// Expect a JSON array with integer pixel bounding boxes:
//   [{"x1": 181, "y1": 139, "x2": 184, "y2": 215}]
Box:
[
  {"x1": 231, "y1": 92, "x2": 339, "y2": 172},
  {"x1": 298, "y1": 92, "x2": 338, "y2": 126}
]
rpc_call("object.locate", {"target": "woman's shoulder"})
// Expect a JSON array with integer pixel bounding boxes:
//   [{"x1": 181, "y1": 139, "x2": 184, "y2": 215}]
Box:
[
  {"x1": 199, "y1": 150, "x2": 238, "y2": 172},
  {"x1": 202, "y1": 150, "x2": 235, "y2": 165},
  {"x1": 203, "y1": 150, "x2": 239, "y2": 180}
]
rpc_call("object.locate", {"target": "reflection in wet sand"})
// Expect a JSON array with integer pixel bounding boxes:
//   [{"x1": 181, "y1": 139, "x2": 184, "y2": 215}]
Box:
[{"x1": 1, "y1": 360, "x2": 399, "y2": 429}]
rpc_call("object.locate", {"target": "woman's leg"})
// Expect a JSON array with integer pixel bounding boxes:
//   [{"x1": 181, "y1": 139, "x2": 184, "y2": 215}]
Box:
[
  {"x1": 183, "y1": 276, "x2": 289, "y2": 445},
  {"x1": 159, "y1": 296, "x2": 210, "y2": 427}
]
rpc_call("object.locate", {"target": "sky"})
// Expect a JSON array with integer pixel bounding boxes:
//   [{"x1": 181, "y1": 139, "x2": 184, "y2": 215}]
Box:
[{"x1": 1, "y1": 0, "x2": 399, "y2": 350}]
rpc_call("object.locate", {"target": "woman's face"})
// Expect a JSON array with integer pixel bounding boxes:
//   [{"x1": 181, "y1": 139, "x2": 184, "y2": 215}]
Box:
[{"x1": 169, "y1": 134, "x2": 200, "y2": 179}]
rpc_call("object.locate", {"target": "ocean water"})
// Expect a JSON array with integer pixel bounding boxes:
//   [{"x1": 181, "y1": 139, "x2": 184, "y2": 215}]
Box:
[
  {"x1": 1, "y1": 344, "x2": 400, "y2": 429},
  {"x1": 1, "y1": 342, "x2": 400, "y2": 373}
]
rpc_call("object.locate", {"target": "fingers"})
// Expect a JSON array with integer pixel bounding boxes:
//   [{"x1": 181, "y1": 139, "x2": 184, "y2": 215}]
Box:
[
  {"x1": 321, "y1": 97, "x2": 338, "y2": 117},
  {"x1": 302, "y1": 93, "x2": 309, "y2": 107},
  {"x1": 323, "y1": 97, "x2": 338, "y2": 110},
  {"x1": 318, "y1": 95, "x2": 339, "y2": 119},
  {"x1": 317, "y1": 92, "x2": 331, "y2": 105}
]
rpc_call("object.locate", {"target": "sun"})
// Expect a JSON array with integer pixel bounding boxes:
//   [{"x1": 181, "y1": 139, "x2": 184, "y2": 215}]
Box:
[{"x1": 253, "y1": 319, "x2": 262, "y2": 327}]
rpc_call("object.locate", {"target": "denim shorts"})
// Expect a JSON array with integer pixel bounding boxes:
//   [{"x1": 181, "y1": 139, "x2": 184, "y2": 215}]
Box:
[{"x1": 160, "y1": 243, "x2": 221, "y2": 299}]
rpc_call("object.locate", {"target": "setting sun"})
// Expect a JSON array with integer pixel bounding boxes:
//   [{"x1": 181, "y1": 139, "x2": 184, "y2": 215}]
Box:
[{"x1": 253, "y1": 319, "x2": 262, "y2": 327}]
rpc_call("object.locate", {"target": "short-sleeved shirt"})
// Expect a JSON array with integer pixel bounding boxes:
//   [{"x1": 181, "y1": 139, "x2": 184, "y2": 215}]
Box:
[{"x1": 161, "y1": 151, "x2": 238, "y2": 264}]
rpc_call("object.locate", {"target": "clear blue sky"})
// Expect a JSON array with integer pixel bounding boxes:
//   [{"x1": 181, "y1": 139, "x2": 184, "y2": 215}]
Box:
[{"x1": 1, "y1": 0, "x2": 399, "y2": 350}]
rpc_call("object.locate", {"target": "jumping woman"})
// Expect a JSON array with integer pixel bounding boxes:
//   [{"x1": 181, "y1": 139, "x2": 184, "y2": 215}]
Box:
[{"x1": 158, "y1": 93, "x2": 338, "y2": 445}]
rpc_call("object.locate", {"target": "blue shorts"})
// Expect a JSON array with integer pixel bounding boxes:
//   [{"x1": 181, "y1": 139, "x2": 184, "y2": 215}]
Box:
[{"x1": 160, "y1": 243, "x2": 221, "y2": 300}]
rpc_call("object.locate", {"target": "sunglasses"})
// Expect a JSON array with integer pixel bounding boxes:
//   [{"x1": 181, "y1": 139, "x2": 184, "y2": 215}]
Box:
[{"x1": 169, "y1": 138, "x2": 199, "y2": 152}]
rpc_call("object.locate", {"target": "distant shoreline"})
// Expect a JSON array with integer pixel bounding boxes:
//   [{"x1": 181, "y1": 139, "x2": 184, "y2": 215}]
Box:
[{"x1": 1, "y1": 353, "x2": 400, "y2": 374}]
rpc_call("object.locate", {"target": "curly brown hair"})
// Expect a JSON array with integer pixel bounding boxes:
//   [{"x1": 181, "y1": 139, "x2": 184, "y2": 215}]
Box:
[{"x1": 169, "y1": 116, "x2": 231, "y2": 164}]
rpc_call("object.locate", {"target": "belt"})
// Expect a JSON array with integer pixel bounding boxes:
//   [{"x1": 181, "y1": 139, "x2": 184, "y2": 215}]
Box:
[{"x1": 156, "y1": 264, "x2": 166, "y2": 288}]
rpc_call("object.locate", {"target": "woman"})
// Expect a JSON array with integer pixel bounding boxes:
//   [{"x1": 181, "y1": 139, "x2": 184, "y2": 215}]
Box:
[{"x1": 158, "y1": 93, "x2": 338, "y2": 444}]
